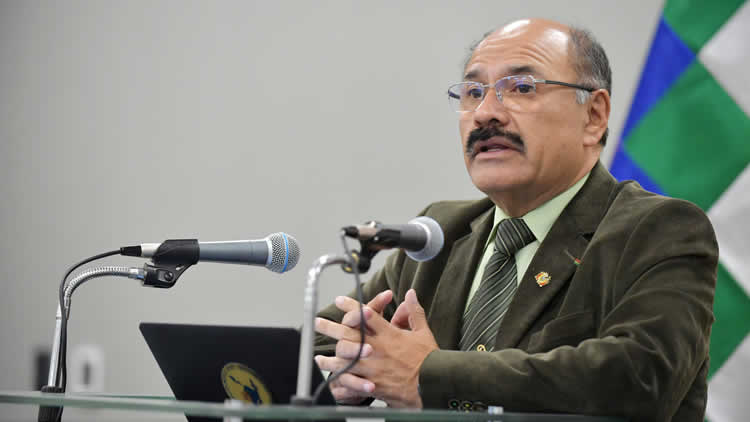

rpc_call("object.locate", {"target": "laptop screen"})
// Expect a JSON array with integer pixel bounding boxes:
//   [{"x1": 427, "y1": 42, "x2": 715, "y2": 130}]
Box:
[{"x1": 140, "y1": 322, "x2": 336, "y2": 421}]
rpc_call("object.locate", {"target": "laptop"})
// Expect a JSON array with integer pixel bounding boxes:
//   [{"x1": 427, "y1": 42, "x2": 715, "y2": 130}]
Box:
[{"x1": 140, "y1": 322, "x2": 337, "y2": 422}]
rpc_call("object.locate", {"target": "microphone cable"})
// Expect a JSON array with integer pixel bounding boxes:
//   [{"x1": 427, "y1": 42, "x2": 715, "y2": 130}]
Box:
[{"x1": 311, "y1": 232, "x2": 368, "y2": 404}]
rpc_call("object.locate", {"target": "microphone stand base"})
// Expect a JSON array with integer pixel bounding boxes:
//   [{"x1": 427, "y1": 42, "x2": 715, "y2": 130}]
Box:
[
  {"x1": 290, "y1": 395, "x2": 314, "y2": 407},
  {"x1": 37, "y1": 385, "x2": 64, "y2": 422}
]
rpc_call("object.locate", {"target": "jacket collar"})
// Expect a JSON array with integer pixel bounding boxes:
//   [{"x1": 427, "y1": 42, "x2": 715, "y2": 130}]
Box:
[
  {"x1": 427, "y1": 162, "x2": 618, "y2": 349},
  {"x1": 494, "y1": 161, "x2": 617, "y2": 348}
]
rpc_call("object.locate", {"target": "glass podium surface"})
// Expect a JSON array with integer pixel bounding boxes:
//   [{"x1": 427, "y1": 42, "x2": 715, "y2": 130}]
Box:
[{"x1": 0, "y1": 390, "x2": 626, "y2": 421}]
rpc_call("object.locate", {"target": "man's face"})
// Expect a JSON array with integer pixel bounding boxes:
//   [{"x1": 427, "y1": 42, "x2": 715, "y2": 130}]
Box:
[{"x1": 459, "y1": 20, "x2": 593, "y2": 208}]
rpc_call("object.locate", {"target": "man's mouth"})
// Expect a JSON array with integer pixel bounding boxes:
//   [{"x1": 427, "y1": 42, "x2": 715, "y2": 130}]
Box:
[{"x1": 472, "y1": 136, "x2": 523, "y2": 157}]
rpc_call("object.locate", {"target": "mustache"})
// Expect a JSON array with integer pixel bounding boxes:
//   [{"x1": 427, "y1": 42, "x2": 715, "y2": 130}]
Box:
[{"x1": 465, "y1": 126, "x2": 524, "y2": 155}]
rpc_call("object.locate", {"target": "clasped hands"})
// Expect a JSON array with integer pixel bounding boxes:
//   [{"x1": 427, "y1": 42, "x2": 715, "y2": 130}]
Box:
[{"x1": 314, "y1": 289, "x2": 439, "y2": 408}]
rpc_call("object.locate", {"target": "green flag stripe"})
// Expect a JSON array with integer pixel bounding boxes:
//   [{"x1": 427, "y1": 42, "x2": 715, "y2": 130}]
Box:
[
  {"x1": 622, "y1": 60, "x2": 750, "y2": 210},
  {"x1": 663, "y1": 0, "x2": 746, "y2": 53},
  {"x1": 708, "y1": 263, "x2": 750, "y2": 378}
]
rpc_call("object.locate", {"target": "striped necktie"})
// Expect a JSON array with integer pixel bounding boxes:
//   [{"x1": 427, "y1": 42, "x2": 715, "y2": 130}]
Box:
[{"x1": 460, "y1": 218, "x2": 535, "y2": 352}]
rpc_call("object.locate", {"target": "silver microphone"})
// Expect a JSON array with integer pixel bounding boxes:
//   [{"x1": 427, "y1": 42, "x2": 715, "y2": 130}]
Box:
[
  {"x1": 344, "y1": 216, "x2": 444, "y2": 262},
  {"x1": 122, "y1": 232, "x2": 300, "y2": 273}
]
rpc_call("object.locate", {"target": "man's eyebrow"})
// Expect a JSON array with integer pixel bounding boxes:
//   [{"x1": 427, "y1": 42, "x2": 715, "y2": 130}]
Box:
[
  {"x1": 463, "y1": 69, "x2": 481, "y2": 81},
  {"x1": 507, "y1": 64, "x2": 540, "y2": 76},
  {"x1": 463, "y1": 64, "x2": 542, "y2": 81}
]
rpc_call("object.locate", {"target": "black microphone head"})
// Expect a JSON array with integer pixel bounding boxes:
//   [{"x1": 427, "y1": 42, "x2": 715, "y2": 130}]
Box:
[
  {"x1": 266, "y1": 232, "x2": 300, "y2": 273},
  {"x1": 405, "y1": 216, "x2": 444, "y2": 262}
]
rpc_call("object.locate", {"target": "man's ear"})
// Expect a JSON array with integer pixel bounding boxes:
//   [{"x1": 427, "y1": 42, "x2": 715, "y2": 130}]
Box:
[{"x1": 583, "y1": 89, "x2": 610, "y2": 146}]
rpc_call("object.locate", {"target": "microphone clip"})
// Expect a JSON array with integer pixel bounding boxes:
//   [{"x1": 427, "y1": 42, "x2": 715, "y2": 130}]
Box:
[
  {"x1": 340, "y1": 249, "x2": 372, "y2": 274},
  {"x1": 142, "y1": 239, "x2": 199, "y2": 288},
  {"x1": 341, "y1": 221, "x2": 399, "y2": 274}
]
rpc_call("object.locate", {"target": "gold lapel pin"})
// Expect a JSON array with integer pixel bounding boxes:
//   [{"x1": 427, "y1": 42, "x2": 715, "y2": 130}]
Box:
[{"x1": 535, "y1": 271, "x2": 551, "y2": 287}]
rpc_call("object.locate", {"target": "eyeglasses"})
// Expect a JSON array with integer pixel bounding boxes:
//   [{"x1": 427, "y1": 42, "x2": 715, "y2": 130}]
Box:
[{"x1": 447, "y1": 75, "x2": 595, "y2": 112}]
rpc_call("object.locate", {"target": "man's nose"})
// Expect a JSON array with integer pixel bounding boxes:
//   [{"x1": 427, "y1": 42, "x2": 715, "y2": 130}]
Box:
[{"x1": 473, "y1": 89, "x2": 511, "y2": 127}]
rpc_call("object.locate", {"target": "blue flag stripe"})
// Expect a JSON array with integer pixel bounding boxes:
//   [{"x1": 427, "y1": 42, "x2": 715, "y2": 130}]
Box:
[
  {"x1": 620, "y1": 16, "x2": 696, "y2": 141},
  {"x1": 609, "y1": 148, "x2": 666, "y2": 195}
]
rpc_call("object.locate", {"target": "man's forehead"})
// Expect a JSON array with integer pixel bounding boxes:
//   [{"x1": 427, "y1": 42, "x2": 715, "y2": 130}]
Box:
[
  {"x1": 480, "y1": 19, "x2": 571, "y2": 48},
  {"x1": 465, "y1": 19, "x2": 572, "y2": 79}
]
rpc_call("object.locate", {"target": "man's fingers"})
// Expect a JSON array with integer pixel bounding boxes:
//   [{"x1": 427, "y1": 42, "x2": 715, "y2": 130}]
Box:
[
  {"x1": 390, "y1": 301, "x2": 410, "y2": 329},
  {"x1": 391, "y1": 289, "x2": 427, "y2": 330},
  {"x1": 330, "y1": 372, "x2": 375, "y2": 395},
  {"x1": 334, "y1": 295, "x2": 362, "y2": 313},
  {"x1": 336, "y1": 290, "x2": 395, "y2": 332},
  {"x1": 314, "y1": 355, "x2": 352, "y2": 374},
  {"x1": 367, "y1": 290, "x2": 393, "y2": 314},
  {"x1": 335, "y1": 289, "x2": 394, "y2": 317},
  {"x1": 341, "y1": 307, "x2": 374, "y2": 328},
  {"x1": 336, "y1": 340, "x2": 372, "y2": 359},
  {"x1": 315, "y1": 317, "x2": 360, "y2": 342},
  {"x1": 329, "y1": 386, "x2": 369, "y2": 404},
  {"x1": 334, "y1": 306, "x2": 390, "y2": 334},
  {"x1": 405, "y1": 289, "x2": 429, "y2": 331},
  {"x1": 314, "y1": 355, "x2": 375, "y2": 401}
]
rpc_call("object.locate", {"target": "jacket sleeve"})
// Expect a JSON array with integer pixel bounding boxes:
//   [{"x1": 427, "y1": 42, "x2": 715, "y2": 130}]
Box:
[{"x1": 418, "y1": 199, "x2": 718, "y2": 422}]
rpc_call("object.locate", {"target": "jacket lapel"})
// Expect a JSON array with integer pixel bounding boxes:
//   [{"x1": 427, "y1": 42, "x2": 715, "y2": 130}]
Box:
[
  {"x1": 495, "y1": 162, "x2": 617, "y2": 349},
  {"x1": 428, "y1": 206, "x2": 495, "y2": 350}
]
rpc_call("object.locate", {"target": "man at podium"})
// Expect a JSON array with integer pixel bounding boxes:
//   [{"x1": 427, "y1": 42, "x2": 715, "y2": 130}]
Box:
[{"x1": 314, "y1": 18, "x2": 717, "y2": 422}]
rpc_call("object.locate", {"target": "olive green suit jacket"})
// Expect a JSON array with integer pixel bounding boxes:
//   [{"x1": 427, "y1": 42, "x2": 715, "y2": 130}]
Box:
[{"x1": 316, "y1": 163, "x2": 718, "y2": 422}]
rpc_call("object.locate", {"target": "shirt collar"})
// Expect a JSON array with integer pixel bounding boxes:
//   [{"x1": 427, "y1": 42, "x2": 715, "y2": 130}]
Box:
[{"x1": 488, "y1": 171, "x2": 591, "y2": 247}]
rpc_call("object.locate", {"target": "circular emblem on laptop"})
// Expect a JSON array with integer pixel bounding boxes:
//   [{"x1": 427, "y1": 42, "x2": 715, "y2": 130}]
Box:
[{"x1": 221, "y1": 362, "x2": 273, "y2": 405}]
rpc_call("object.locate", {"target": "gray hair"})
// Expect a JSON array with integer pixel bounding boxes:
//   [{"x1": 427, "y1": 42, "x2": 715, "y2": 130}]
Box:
[
  {"x1": 568, "y1": 26, "x2": 612, "y2": 145},
  {"x1": 463, "y1": 24, "x2": 612, "y2": 145}
]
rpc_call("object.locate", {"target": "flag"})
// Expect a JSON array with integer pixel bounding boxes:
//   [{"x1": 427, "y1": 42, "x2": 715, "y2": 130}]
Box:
[{"x1": 609, "y1": 1, "x2": 750, "y2": 420}]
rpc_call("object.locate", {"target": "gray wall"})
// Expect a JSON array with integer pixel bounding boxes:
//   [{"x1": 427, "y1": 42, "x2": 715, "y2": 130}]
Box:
[{"x1": 0, "y1": 0, "x2": 662, "y2": 419}]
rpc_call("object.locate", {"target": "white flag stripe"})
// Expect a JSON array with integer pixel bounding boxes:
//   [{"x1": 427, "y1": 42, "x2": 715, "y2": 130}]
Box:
[
  {"x1": 698, "y1": 0, "x2": 750, "y2": 115},
  {"x1": 700, "y1": 3, "x2": 750, "y2": 421},
  {"x1": 707, "y1": 335, "x2": 750, "y2": 422},
  {"x1": 707, "y1": 163, "x2": 750, "y2": 297}
]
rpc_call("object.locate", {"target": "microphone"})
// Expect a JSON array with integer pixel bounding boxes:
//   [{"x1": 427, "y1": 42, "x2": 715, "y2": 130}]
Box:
[
  {"x1": 120, "y1": 232, "x2": 300, "y2": 273},
  {"x1": 343, "y1": 216, "x2": 444, "y2": 262}
]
